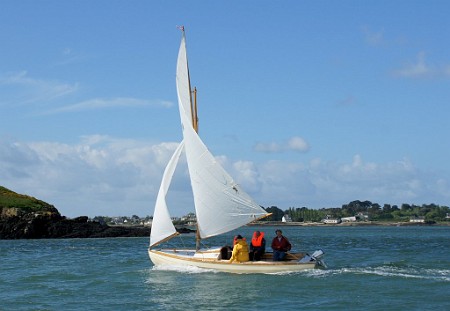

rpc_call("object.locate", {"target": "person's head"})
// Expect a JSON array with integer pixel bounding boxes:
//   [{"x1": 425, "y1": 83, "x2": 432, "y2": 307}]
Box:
[
  {"x1": 275, "y1": 229, "x2": 282, "y2": 236},
  {"x1": 236, "y1": 234, "x2": 243, "y2": 240},
  {"x1": 254, "y1": 231, "x2": 260, "y2": 237}
]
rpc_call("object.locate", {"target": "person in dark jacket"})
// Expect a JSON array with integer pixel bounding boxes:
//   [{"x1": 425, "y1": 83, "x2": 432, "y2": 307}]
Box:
[{"x1": 271, "y1": 229, "x2": 291, "y2": 261}]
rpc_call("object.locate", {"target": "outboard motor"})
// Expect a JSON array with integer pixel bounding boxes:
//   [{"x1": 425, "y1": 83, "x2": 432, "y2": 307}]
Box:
[
  {"x1": 299, "y1": 249, "x2": 327, "y2": 268},
  {"x1": 310, "y1": 249, "x2": 324, "y2": 260}
]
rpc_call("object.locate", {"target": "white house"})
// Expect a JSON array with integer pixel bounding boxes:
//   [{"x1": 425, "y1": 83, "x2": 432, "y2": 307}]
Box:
[
  {"x1": 341, "y1": 216, "x2": 357, "y2": 222},
  {"x1": 322, "y1": 215, "x2": 342, "y2": 224},
  {"x1": 282, "y1": 214, "x2": 292, "y2": 223},
  {"x1": 410, "y1": 216, "x2": 425, "y2": 223}
]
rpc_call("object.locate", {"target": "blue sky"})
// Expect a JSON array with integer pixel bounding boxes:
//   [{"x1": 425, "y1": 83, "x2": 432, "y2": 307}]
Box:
[{"x1": 1, "y1": 1, "x2": 449, "y2": 217}]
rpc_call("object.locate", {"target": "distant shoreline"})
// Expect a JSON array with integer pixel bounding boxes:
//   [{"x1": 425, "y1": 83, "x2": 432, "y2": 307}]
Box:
[{"x1": 247, "y1": 221, "x2": 450, "y2": 227}]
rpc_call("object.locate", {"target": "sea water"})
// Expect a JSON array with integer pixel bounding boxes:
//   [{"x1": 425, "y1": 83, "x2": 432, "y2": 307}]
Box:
[{"x1": 1, "y1": 226, "x2": 449, "y2": 310}]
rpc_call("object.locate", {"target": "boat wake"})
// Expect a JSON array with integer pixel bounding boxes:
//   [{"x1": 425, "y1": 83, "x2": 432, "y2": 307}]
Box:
[
  {"x1": 151, "y1": 264, "x2": 218, "y2": 274},
  {"x1": 311, "y1": 265, "x2": 450, "y2": 282},
  {"x1": 149, "y1": 263, "x2": 450, "y2": 281}
]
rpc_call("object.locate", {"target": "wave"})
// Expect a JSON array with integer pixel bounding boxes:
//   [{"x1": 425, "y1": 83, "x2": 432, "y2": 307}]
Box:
[
  {"x1": 147, "y1": 263, "x2": 450, "y2": 281},
  {"x1": 150, "y1": 264, "x2": 218, "y2": 274},
  {"x1": 309, "y1": 265, "x2": 450, "y2": 282}
]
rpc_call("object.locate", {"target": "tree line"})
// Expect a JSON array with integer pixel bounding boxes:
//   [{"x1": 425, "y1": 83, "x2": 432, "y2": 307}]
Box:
[{"x1": 263, "y1": 200, "x2": 450, "y2": 223}]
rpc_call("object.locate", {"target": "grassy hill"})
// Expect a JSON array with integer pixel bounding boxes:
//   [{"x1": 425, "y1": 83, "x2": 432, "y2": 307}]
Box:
[{"x1": 0, "y1": 186, "x2": 59, "y2": 216}]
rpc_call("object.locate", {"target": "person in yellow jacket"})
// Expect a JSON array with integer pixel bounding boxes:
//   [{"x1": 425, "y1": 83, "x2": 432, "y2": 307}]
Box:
[{"x1": 229, "y1": 235, "x2": 249, "y2": 263}]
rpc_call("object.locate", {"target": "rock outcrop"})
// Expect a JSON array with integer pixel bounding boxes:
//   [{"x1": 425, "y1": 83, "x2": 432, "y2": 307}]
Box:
[
  {"x1": 0, "y1": 213, "x2": 153, "y2": 239},
  {"x1": 0, "y1": 186, "x2": 193, "y2": 239}
]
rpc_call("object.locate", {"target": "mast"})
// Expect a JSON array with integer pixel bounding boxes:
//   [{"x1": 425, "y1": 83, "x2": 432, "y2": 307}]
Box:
[
  {"x1": 179, "y1": 26, "x2": 201, "y2": 250},
  {"x1": 179, "y1": 27, "x2": 198, "y2": 134},
  {"x1": 176, "y1": 27, "x2": 269, "y2": 245},
  {"x1": 192, "y1": 87, "x2": 198, "y2": 132},
  {"x1": 191, "y1": 87, "x2": 201, "y2": 250}
]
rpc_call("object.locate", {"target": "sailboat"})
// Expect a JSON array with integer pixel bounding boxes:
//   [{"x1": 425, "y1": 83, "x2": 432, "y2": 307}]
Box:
[{"x1": 148, "y1": 28, "x2": 325, "y2": 273}]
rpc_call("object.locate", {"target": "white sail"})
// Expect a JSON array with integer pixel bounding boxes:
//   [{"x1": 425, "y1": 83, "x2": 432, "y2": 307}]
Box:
[
  {"x1": 148, "y1": 30, "x2": 324, "y2": 273},
  {"x1": 176, "y1": 32, "x2": 268, "y2": 240},
  {"x1": 176, "y1": 32, "x2": 193, "y2": 123},
  {"x1": 182, "y1": 113, "x2": 267, "y2": 238},
  {"x1": 149, "y1": 141, "x2": 184, "y2": 248}
]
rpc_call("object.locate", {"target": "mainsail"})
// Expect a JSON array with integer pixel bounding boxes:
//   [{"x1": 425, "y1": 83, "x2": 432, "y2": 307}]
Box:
[
  {"x1": 176, "y1": 32, "x2": 194, "y2": 127},
  {"x1": 175, "y1": 30, "x2": 268, "y2": 239},
  {"x1": 151, "y1": 29, "x2": 268, "y2": 248},
  {"x1": 179, "y1": 110, "x2": 268, "y2": 238}
]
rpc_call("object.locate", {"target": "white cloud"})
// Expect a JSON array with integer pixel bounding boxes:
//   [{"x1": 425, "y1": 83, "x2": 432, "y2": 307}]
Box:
[
  {"x1": 0, "y1": 71, "x2": 172, "y2": 114},
  {"x1": 394, "y1": 52, "x2": 431, "y2": 78},
  {"x1": 254, "y1": 136, "x2": 310, "y2": 153},
  {"x1": 393, "y1": 52, "x2": 450, "y2": 78},
  {"x1": 0, "y1": 71, "x2": 78, "y2": 105},
  {"x1": 287, "y1": 137, "x2": 309, "y2": 152},
  {"x1": 254, "y1": 141, "x2": 281, "y2": 153},
  {"x1": 53, "y1": 47, "x2": 90, "y2": 66},
  {"x1": 0, "y1": 136, "x2": 187, "y2": 217},
  {"x1": 1, "y1": 138, "x2": 448, "y2": 218},
  {"x1": 248, "y1": 154, "x2": 449, "y2": 209},
  {"x1": 362, "y1": 26, "x2": 384, "y2": 46},
  {"x1": 45, "y1": 97, "x2": 173, "y2": 114}
]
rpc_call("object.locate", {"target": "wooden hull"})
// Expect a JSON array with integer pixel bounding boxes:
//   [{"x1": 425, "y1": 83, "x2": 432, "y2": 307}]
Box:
[{"x1": 148, "y1": 248, "x2": 318, "y2": 274}]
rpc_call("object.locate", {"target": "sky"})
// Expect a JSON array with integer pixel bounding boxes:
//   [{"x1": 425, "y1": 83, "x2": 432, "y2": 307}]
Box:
[{"x1": 1, "y1": 1, "x2": 449, "y2": 217}]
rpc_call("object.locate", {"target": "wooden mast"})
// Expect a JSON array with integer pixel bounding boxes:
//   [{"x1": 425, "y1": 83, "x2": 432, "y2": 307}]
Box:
[
  {"x1": 192, "y1": 87, "x2": 198, "y2": 132},
  {"x1": 181, "y1": 26, "x2": 201, "y2": 250},
  {"x1": 191, "y1": 87, "x2": 200, "y2": 250}
]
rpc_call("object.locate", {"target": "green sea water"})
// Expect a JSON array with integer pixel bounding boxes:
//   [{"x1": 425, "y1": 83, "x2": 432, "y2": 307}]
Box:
[{"x1": 1, "y1": 226, "x2": 449, "y2": 310}]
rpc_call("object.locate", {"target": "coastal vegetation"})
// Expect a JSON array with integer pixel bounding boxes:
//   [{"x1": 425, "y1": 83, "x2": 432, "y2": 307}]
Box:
[
  {"x1": 264, "y1": 200, "x2": 450, "y2": 223},
  {"x1": 1, "y1": 186, "x2": 449, "y2": 231},
  {"x1": 0, "y1": 186, "x2": 59, "y2": 217}
]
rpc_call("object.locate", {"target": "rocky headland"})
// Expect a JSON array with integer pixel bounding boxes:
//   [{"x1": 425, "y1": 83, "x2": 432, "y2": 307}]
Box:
[{"x1": 0, "y1": 186, "x2": 191, "y2": 239}]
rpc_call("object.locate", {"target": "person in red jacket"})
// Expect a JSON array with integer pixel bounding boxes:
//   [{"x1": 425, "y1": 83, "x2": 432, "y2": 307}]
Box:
[
  {"x1": 250, "y1": 231, "x2": 266, "y2": 261},
  {"x1": 271, "y1": 229, "x2": 291, "y2": 261}
]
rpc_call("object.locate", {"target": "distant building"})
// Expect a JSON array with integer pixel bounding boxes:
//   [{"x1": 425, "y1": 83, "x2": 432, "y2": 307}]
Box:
[
  {"x1": 181, "y1": 212, "x2": 197, "y2": 225},
  {"x1": 144, "y1": 220, "x2": 153, "y2": 227},
  {"x1": 282, "y1": 214, "x2": 292, "y2": 223},
  {"x1": 410, "y1": 216, "x2": 425, "y2": 223},
  {"x1": 322, "y1": 215, "x2": 342, "y2": 224},
  {"x1": 341, "y1": 216, "x2": 357, "y2": 222},
  {"x1": 356, "y1": 212, "x2": 369, "y2": 221}
]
